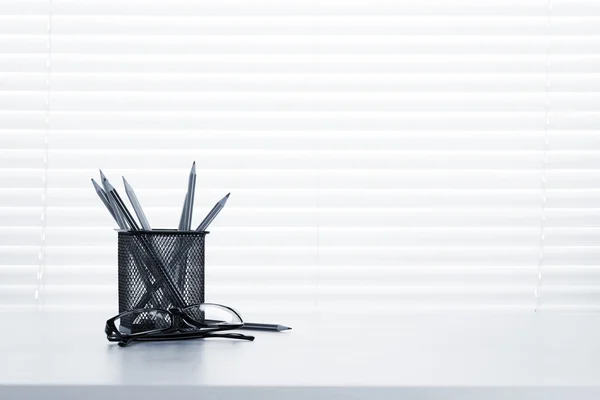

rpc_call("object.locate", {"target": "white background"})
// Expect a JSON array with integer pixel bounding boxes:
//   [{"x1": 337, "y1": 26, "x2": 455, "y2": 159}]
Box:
[{"x1": 1, "y1": 0, "x2": 600, "y2": 315}]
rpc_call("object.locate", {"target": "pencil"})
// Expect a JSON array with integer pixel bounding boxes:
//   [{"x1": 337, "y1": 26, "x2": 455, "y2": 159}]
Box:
[
  {"x1": 91, "y1": 178, "x2": 124, "y2": 228},
  {"x1": 195, "y1": 193, "x2": 230, "y2": 231},
  {"x1": 102, "y1": 176, "x2": 140, "y2": 231},
  {"x1": 123, "y1": 177, "x2": 151, "y2": 231},
  {"x1": 178, "y1": 162, "x2": 196, "y2": 230},
  {"x1": 99, "y1": 170, "x2": 128, "y2": 229},
  {"x1": 241, "y1": 323, "x2": 292, "y2": 332}
]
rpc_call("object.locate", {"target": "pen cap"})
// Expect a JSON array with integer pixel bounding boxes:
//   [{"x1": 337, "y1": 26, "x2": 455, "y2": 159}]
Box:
[{"x1": 117, "y1": 230, "x2": 208, "y2": 328}]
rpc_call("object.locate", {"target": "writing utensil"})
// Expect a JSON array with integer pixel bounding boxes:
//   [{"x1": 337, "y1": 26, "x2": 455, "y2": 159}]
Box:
[
  {"x1": 178, "y1": 162, "x2": 196, "y2": 230},
  {"x1": 99, "y1": 170, "x2": 128, "y2": 229},
  {"x1": 241, "y1": 323, "x2": 292, "y2": 332},
  {"x1": 102, "y1": 176, "x2": 140, "y2": 230},
  {"x1": 196, "y1": 193, "x2": 230, "y2": 231},
  {"x1": 123, "y1": 177, "x2": 151, "y2": 231},
  {"x1": 93, "y1": 177, "x2": 162, "y2": 305},
  {"x1": 176, "y1": 162, "x2": 197, "y2": 291},
  {"x1": 185, "y1": 162, "x2": 197, "y2": 230},
  {"x1": 99, "y1": 174, "x2": 186, "y2": 308},
  {"x1": 178, "y1": 193, "x2": 189, "y2": 230},
  {"x1": 91, "y1": 178, "x2": 122, "y2": 227},
  {"x1": 104, "y1": 174, "x2": 186, "y2": 307}
]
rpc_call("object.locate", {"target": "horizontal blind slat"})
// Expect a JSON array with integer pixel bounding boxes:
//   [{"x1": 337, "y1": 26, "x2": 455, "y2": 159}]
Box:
[
  {"x1": 25, "y1": 131, "x2": 600, "y2": 151},
  {"x1": 1, "y1": 35, "x2": 596, "y2": 55},
  {"x1": 0, "y1": 1, "x2": 554, "y2": 17},
  {"x1": 21, "y1": 16, "x2": 600, "y2": 36},
  {"x1": 0, "y1": 111, "x2": 566, "y2": 130},
  {"x1": 6, "y1": 72, "x2": 600, "y2": 92},
  {"x1": 2, "y1": 0, "x2": 596, "y2": 17},
  {"x1": 5, "y1": 54, "x2": 600, "y2": 74}
]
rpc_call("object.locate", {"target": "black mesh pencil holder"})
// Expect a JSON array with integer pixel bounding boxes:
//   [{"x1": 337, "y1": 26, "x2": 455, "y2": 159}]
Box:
[{"x1": 117, "y1": 230, "x2": 207, "y2": 331}]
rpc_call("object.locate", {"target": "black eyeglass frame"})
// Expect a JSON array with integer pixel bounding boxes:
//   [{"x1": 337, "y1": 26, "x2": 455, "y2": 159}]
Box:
[
  {"x1": 105, "y1": 303, "x2": 247, "y2": 345},
  {"x1": 108, "y1": 330, "x2": 254, "y2": 347}
]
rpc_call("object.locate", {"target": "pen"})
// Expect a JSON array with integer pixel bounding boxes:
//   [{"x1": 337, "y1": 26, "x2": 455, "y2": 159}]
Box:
[{"x1": 196, "y1": 193, "x2": 230, "y2": 231}]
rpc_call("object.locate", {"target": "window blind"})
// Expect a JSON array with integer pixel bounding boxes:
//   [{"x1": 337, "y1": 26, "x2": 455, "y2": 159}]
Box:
[{"x1": 1, "y1": 0, "x2": 599, "y2": 313}]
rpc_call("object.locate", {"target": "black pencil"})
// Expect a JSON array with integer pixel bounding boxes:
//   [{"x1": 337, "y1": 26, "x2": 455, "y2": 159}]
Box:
[{"x1": 241, "y1": 323, "x2": 292, "y2": 332}]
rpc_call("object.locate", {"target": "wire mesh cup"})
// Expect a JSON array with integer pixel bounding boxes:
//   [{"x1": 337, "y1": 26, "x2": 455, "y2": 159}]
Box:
[{"x1": 117, "y1": 230, "x2": 207, "y2": 331}]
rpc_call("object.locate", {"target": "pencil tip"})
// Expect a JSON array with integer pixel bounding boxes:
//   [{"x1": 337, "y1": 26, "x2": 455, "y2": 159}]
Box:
[
  {"x1": 279, "y1": 325, "x2": 292, "y2": 331},
  {"x1": 122, "y1": 176, "x2": 128, "y2": 185},
  {"x1": 226, "y1": 193, "x2": 230, "y2": 198},
  {"x1": 191, "y1": 162, "x2": 196, "y2": 173},
  {"x1": 102, "y1": 177, "x2": 113, "y2": 190}
]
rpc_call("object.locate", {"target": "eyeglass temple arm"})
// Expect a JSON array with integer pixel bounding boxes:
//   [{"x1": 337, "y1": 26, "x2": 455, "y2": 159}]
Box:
[{"x1": 115, "y1": 331, "x2": 254, "y2": 347}]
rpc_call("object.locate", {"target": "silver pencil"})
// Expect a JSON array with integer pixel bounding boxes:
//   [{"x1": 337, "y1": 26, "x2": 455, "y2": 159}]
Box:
[
  {"x1": 196, "y1": 193, "x2": 230, "y2": 231},
  {"x1": 102, "y1": 176, "x2": 140, "y2": 231},
  {"x1": 123, "y1": 177, "x2": 151, "y2": 231},
  {"x1": 178, "y1": 162, "x2": 196, "y2": 230},
  {"x1": 91, "y1": 178, "x2": 124, "y2": 228},
  {"x1": 103, "y1": 174, "x2": 186, "y2": 305},
  {"x1": 178, "y1": 192, "x2": 189, "y2": 230},
  {"x1": 95, "y1": 173, "x2": 186, "y2": 308},
  {"x1": 93, "y1": 178, "x2": 160, "y2": 305},
  {"x1": 185, "y1": 162, "x2": 197, "y2": 230},
  {"x1": 99, "y1": 170, "x2": 128, "y2": 229}
]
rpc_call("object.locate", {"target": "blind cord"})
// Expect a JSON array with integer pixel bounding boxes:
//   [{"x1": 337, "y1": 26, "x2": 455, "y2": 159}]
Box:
[
  {"x1": 36, "y1": 0, "x2": 52, "y2": 309},
  {"x1": 535, "y1": 0, "x2": 551, "y2": 312}
]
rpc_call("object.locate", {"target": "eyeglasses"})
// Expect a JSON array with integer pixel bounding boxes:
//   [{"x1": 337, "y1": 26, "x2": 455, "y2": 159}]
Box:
[{"x1": 105, "y1": 303, "x2": 254, "y2": 347}]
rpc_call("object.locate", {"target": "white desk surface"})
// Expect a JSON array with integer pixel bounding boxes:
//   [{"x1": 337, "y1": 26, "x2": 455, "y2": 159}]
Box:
[{"x1": 1, "y1": 311, "x2": 600, "y2": 399}]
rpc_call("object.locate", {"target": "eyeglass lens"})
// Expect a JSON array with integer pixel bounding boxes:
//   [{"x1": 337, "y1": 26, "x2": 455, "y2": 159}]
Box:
[
  {"x1": 114, "y1": 309, "x2": 172, "y2": 335},
  {"x1": 182, "y1": 304, "x2": 242, "y2": 326}
]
